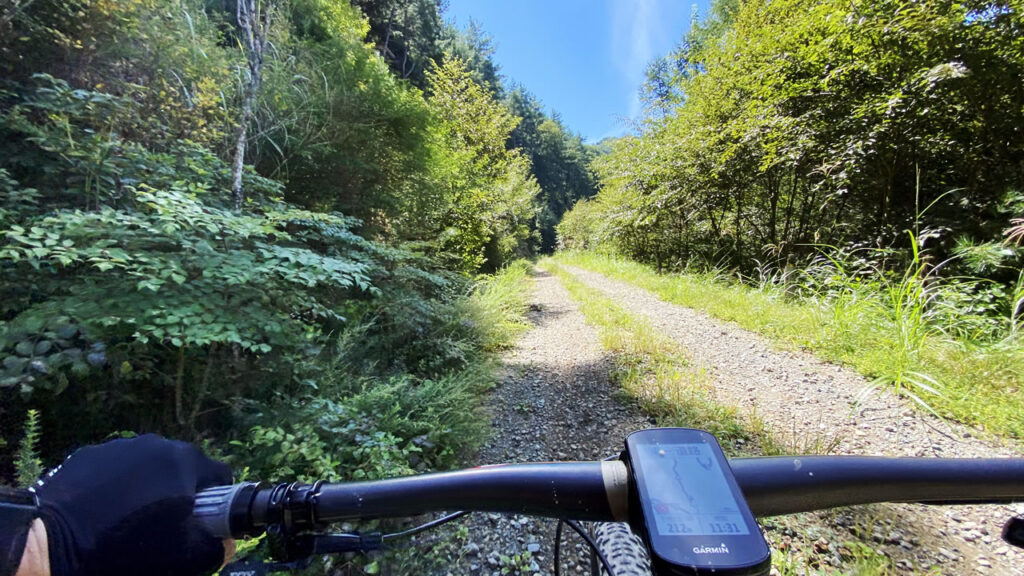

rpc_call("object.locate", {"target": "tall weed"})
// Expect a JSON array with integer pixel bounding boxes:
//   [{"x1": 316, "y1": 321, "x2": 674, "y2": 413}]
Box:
[{"x1": 467, "y1": 260, "x2": 533, "y2": 351}]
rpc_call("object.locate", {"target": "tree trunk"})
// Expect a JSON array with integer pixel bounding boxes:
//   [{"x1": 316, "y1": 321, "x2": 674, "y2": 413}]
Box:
[
  {"x1": 781, "y1": 164, "x2": 798, "y2": 245},
  {"x1": 231, "y1": 92, "x2": 252, "y2": 211},
  {"x1": 231, "y1": 0, "x2": 270, "y2": 211}
]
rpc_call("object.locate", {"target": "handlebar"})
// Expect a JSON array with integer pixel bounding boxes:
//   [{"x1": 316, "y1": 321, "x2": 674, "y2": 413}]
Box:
[{"x1": 195, "y1": 456, "x2": 1024, "y2": 540}]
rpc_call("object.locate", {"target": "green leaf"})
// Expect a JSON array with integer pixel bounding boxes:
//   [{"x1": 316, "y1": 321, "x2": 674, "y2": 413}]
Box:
[{"x1": 14, "y1": 341, "x2": 34, "y2": 357}]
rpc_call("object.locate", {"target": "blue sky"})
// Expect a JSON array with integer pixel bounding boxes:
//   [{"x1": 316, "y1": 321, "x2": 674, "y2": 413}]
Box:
[{"x1": 444, "y1": 0, "x2": 709, "y2": 143}]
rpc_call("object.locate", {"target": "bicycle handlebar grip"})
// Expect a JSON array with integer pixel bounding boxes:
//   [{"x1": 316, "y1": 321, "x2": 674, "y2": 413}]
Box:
[{"x1": 194, "y1": 484, "x2": 249, "y2": 539}]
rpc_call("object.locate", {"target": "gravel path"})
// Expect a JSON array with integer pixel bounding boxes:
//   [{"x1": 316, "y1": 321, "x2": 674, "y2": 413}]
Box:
[
  {"x1": 561, "y1": 264, "x2": 1024, "y2": 575},
  {"x1": 451, "y1": 268, "x2": 652, "y2": 575}
]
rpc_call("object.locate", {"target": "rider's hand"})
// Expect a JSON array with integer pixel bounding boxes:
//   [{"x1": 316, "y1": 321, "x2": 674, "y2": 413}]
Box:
[{"x1": 32, "y1": 434, "x2": 232, "y2": 576}]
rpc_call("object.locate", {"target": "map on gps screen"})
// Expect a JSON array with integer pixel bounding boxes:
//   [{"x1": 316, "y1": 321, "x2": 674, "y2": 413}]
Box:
[{"x1": 635, "y1": 443, "x2": 750, "y2": 536}]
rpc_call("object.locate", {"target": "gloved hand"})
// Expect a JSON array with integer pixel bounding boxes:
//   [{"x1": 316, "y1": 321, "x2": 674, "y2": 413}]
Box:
[{"x1": 33, "y1": 434, "x2": 232, "y2": 576}]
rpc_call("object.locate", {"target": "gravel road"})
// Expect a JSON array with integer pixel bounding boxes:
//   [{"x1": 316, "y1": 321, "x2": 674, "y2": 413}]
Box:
[
  {"x1": 560, "y1": 264, "x2": 1024, "y2": 575},
  {"x1": 416, "y1": 265, "x2": 1023, "y2": 576},
  {"x1": 450, "y1": 268, "x2": 652, "y2": 575}
]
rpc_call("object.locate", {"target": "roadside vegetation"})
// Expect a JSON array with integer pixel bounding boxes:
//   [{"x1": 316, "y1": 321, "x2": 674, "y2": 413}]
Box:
[
  {"x1": 555, "y1": 251, "x2": 1024, "y2": 440},
  {"x1": 0, "y1": 0, "x2": 584, "y2": 496},
  {"x1": 557, "y1": 0, "x2": 1024, "y2": 440}
]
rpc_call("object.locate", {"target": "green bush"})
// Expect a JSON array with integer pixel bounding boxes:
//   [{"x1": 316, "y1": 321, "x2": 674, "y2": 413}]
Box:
[{"x1": 0, "y1": 79, "x2": 378, "y2": 464}]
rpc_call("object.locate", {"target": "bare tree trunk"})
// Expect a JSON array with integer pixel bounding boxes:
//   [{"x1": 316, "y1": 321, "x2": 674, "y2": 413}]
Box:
[
  {"x1": 231, "y1": 94, "x2": 252, "y2": 211},
  {"x1": 766, "y1": 170, "x2": 779, "y2": 247},
  {"x1": 781, "y1": 164, "x2": 798, "y2": 244},
  {"x1": 231, "y1": 0, "x2": 271, "y2": 211}
]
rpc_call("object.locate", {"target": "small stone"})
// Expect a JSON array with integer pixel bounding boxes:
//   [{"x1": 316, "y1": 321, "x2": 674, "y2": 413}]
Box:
[
  {"x1": 938, "y1": 547, "x2": 958, "y2": 561},
  {"x1": 527, "y1": 543, "x2": 541, "y2": 553},
  {"x1": 814, "y1": 537, "x2": 829, "y2": 552}
]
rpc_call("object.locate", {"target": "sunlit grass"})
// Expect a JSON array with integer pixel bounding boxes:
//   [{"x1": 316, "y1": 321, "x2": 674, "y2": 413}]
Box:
[
  {"x1": 555, "y1": 251, "x2": 1024, "y2": 440},
  {"x1": 467, "y1": 260, "x2": 534, "y2": 351}
]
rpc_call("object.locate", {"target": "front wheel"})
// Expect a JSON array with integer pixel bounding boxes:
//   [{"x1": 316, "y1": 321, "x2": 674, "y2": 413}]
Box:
[{"x1": 592, "y1": 522, "x2": 652, "y2": 576}]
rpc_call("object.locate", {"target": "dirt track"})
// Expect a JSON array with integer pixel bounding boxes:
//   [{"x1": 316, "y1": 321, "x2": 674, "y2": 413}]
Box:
[
  {"x1": 446, "y1": 266, "x2": 1023, "y2": 575},
  {"x1": 561, "y1": 264, "x2": 1024, "y2": 575}
]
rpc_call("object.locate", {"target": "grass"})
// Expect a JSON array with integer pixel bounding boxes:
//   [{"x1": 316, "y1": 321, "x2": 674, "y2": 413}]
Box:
[
  {"x1": 554, "y1": 251, "x2": 1024, "y2": 440},
  {"x1": 330, "y1": 263, "x2": 536, "y2": 574},
  {"x1": 469, "y1": 259, "x2": 534, "y2": 351}
]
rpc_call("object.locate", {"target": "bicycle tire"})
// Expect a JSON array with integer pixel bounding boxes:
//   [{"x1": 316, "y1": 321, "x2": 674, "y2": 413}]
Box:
[{"x1": 593, "y1": 522, "x2": 652, "y2": 576}]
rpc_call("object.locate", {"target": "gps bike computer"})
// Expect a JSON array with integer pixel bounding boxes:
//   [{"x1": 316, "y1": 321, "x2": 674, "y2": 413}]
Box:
[{"x1": 625, "y1": 428, "x2": 771, "y2": 576}]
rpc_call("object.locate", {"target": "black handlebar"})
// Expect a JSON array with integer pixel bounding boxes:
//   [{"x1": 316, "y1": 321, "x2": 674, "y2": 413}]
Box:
[
  {"x1": 734, "y1": 456, "x2": 1024, "y2": 515},
  {"x1": 195, "y1": 456, "x2": 1024, "y2": 539}
]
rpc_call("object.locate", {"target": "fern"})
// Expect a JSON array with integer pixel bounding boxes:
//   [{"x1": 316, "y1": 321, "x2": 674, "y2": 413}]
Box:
[{"x1": 15, "y1": 410, "x2": 43, "y2": 487}]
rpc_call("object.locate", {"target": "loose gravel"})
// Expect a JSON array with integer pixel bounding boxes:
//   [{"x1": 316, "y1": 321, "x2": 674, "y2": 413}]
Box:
[
  {"x1": 561, "y1": 264, "x2": 1024, "y2": 575},
  {"x1": 449, "y1": 268, "x2": 652, "y2": 576}
]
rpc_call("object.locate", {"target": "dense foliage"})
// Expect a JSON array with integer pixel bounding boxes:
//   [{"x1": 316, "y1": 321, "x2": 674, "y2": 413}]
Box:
[
  {"x1": 562, "y1": 0, "x2": 1024, "y2": 278},
  {"x1": 559, "y1": 0, "x2": 1024, "y2": 433},
  {"x1": 507, "y1": 87, "x2": 600, "y2": 251},
  {"x1": 0, "y1": 0, "x2": 554, "y2": 493}
]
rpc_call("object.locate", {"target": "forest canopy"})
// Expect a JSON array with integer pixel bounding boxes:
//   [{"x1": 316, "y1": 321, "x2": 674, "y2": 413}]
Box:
[{"x1": 561, "y1": 0, "x2": 1024, "y2": 286}]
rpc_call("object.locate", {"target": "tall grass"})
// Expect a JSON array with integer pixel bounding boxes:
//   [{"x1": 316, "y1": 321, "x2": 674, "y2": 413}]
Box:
[
  {"x1": 468, "y1": 260, "x2": 534, "y2": 351},
  {"x1": 1012, "y1": 269, "x2": 1024, "y2": 335},
  {"x1": 557, "y1": 251, "x2": 1024, "y2": 440}
]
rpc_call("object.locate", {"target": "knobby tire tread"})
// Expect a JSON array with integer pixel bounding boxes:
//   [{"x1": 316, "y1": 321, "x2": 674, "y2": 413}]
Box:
[{"x1": 593, "y1": 522, "x2": 652, "y2": 576}]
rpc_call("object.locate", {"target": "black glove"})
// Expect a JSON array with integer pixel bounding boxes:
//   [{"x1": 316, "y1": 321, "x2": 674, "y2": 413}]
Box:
[{"x1": 34, "y1": 434, "x2": 232, "y2": 576}]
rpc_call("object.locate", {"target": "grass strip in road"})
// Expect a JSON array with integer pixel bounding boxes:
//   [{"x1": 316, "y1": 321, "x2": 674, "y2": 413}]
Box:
[
  {"x1": 540, "y1": 259, "x2": 773, "y2": 454},
  {"x1": 542, "y1": 260, "x2": 898, "y2": 574},
  {"x1": 554, "y1": 251, "x2": 1024, "y2": 441}
]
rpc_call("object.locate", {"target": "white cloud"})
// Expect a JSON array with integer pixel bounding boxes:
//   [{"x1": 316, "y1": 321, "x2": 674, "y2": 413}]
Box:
[{"x1": 609, "y1": 0, "x2": 667, "y2": 121}]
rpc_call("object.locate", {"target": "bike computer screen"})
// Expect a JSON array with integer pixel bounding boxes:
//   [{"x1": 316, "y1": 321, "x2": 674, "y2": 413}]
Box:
[{"x1": 626, "y1": 428, "x2": 771, "y2": 576}]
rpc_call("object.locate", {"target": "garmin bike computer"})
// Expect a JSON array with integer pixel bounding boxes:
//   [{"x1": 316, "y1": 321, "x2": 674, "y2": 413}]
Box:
[{"x1": 625, "y1": 428, "x2": 771, "y2": 576}]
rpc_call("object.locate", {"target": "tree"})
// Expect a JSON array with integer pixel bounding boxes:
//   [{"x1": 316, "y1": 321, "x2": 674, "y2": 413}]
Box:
[
  {"x1": 505, "y1": 88, "x2": 597, "y2": 251},
  {"x1": 351, "y1": 0, "x2": 445, "y2": 87},
  {"x1": 572, "y1": 0, "x2": 1024, "y2": 274},
  {"x1": 440, "y1": 19, "x2": 503, "y2": 96},
  {"x1": 420, "y1": 58, "x2": 539, "y2": 271},
  {"x1": 231, "y1": 0, "x2": 273, "y2": 211}
]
